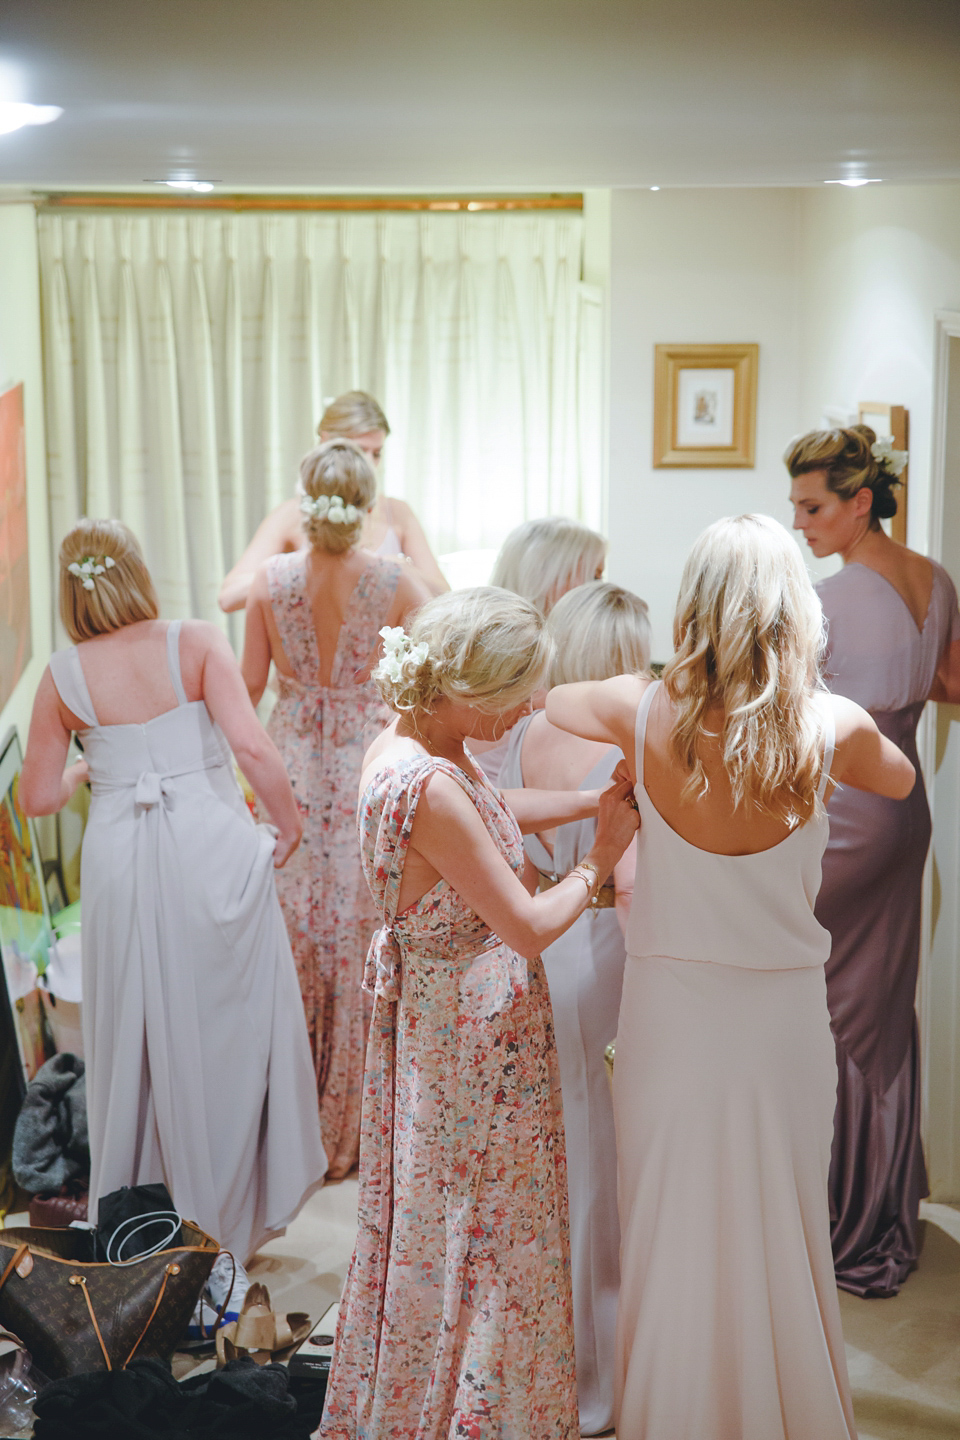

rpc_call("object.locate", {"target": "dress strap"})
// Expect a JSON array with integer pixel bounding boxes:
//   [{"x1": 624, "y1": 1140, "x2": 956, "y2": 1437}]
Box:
[
  {"x1": 633, "y1": 679, "x2": 661, "y2": 787},
  {"x1": 48, "y1": 648, "x2": 99, "y2": 729},
  {"x1": 817, "y1": 695, "x2": 837, "y2": 802},
  {"x1": 165, "y1": 621, "x2": 188, "y2": 706}
]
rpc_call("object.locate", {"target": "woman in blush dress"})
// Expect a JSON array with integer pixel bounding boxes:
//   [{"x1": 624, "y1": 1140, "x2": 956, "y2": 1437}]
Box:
[
  {"x1": 219, "y1": 390, "x2": 448, "y2": 611},
  {"x1": 319, "y1": 588, "x2": 639, "y2": 1440},
  {"x1": 787, "y1": 425, "x2": 960, "y2": 1296},
  {"x1": 242, "y1": 439, "x2": 430, "y2": 1177},
  {"x1": 499, "y1": 580, "x2": 651, "y2": 1436},
  {"x1": 469, "y1": 516, "x2": 608, "y2": 787},
  {"x1": 548, "y1": 515, "x2": 915, "y2": 1440},
  {"x1": 21, "y1": 520, "x2": 326, "y2": 1266}
]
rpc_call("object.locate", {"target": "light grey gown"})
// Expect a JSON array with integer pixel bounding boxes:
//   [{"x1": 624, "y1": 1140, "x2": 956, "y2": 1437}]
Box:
[
  {"x1": 48, "y1": 621, "x2": 327, "y2": 1263},
  {"x1": 500, "y1": 716, "x2": 625, "y2": 1436}
]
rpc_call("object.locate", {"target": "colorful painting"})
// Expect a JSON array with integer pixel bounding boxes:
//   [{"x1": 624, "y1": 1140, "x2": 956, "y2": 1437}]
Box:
[
  {"x1": 0, "y1": 383, "x2": 31, "y2": 713},
  {"x1": 0, "y1": 730, "x2": 53, "y2": 1087}
]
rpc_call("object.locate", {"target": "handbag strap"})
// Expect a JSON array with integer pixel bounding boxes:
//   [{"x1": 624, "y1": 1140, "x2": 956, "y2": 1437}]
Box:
[
  {"x1": 0, "y1": 1245, "x2": 29, "y2": 1297},
  {"x1": 67, "y1": 1261, "x2": 185, "y2": 1372},
  {"x1": 122, "y1": 1262, "x2": 181, "y2": 1368},
  {"x1": 69, "y1": 1276, "x2": 113, "y2": 1371}
]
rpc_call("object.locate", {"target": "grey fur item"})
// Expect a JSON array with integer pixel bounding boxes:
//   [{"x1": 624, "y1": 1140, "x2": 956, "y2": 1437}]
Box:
[{"x1": 12, "y1": 1052, "x2": 89, "y2": 1193}]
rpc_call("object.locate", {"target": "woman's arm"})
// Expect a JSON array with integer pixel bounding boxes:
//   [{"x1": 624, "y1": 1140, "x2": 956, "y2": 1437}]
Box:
[
  {"x1": 930, "y1": 637, "x2": 960, "y2": 704},
  {"x1": 198, "y1": 625, "x2": 303, "y2": 866},
  {"x1": 392, "y1": 499, "x2": 450, "y2": 595},
  {"x1": 545, "y1": 674, "x2": 649, "y2": 771},
  {"x1": 830, "y1": 694, "x2": 916, "y2": 800},
  {"x1": 219, "y1": 502, "x2": 299, "y2": 614},
  {"x1": 502, "y1": 787, "x2": 600, "y2": 834},
  {"x1": 240, "y1": 568, "x2": 274, "y2": 707},
  {"x1": 20, "y1": 669, "x2": 89, "y2": 816},
  {"x1": 406, "y1": 772, "x2": 639, "y2": 960}
]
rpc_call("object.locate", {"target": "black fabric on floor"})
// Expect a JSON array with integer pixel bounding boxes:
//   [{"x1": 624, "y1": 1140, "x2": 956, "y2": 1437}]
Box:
[{"x1": 32, "y1": 1357, "x2": 327, "y2": 1439}]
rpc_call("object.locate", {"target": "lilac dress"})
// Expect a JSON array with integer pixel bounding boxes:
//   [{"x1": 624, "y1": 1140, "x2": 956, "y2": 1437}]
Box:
[{"x1": 816, "y1": 560, "x2": 960, "y2": 1296}]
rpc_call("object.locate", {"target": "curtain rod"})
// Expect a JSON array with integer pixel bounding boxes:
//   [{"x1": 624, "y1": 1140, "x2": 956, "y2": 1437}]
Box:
[{"x1": 40, "y1": 193, "x2": 583, "y2": 213}]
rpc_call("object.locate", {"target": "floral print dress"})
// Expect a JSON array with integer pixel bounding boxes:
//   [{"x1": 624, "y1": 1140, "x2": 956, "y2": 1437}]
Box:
[
  {"x1": 265, "y1": 550, "x2": 401, "y2": 1179},
  {"x1": 320, "y1": 752, "x2": 578, "y2": 1440}
]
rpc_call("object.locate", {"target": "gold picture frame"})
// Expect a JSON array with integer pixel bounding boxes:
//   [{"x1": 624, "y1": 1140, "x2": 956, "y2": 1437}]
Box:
[
  {"x1": 654, "y1": 343, "x2": 758, "y2": 468},
  {"x1": 858, "y1": 402, "x2": 909, "y2": 547}
]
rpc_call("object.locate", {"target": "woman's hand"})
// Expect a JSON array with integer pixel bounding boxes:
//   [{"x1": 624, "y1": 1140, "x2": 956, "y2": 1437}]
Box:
[
  {"x1": 590, "y1": 776, "x2": 641, "y2": 874},
  {"x1": 65, "y1": 758, "x2": 89, "y2": 796},
  {"x1": 272, "y1": 824, "x2": 303, "y2": 869}
]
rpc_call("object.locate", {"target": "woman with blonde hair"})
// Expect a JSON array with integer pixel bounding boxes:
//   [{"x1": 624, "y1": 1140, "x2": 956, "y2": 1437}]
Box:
[
  {"x1": 219, "y1": 390, "x2": 448, "y2": 610},
  {"x1": 319, "y1": 587, "x2": 640, "y2": 1440},
  {"x1": 21, "y1": 519, "x2": 326, "y2": 1268},
  {"x1": 548, "y1": 515, "x2": 915, "y2": 1440},
  {"x1": 242, "y1": 438, "x2": 429, "y2": 1176},
  {"x1": 787, "y1": 424, "x2": 960, "y2": 1296},
  {"x1": 471, "y1": 515, "x2": 608, "y2": 785},
  {"x1": 499, "y1": 580, "x2": 651, "y2": 1435}
]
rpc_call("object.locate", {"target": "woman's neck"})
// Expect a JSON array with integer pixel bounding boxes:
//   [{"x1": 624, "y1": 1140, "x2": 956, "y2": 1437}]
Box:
[
  {"x1": 396, "y1": 712, "x2": 469, "y2": 767},
  {"x1": 840, "y1": 521, "x2": 889, "y2": 567}
]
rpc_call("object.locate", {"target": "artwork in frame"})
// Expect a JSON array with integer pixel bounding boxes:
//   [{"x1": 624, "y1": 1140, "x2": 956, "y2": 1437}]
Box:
[
  {"x1": 0, "y1": 727, "x2": 54, "y2": 1097},
  {"x1": 0, "y1": 383, "x2": 31, "y2": 713},
  {"x1": 653, "y1": 343, "x2": 758, "y2": 468},
  {"x1": 858, "y1": 402, "x2": 909, "y2": 547}
]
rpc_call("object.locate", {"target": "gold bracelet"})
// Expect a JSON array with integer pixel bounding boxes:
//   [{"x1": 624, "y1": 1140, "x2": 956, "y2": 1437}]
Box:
[{"x1": 569, "y1": 861, "x2": 601, "y2": 901}]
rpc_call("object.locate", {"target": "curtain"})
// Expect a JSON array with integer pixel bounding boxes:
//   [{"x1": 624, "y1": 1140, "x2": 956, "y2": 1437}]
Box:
[{"x1": 38, "y1": 208, "x2": 598, "y2": 631}]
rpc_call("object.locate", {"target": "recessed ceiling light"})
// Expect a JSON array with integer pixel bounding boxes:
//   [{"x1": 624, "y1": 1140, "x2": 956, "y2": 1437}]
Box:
[
  {"x1": 162, "y1": 179, "x2": 216, "y2": 193},
  {"x1": 650, "y1": 186, "x2": 660, "y2": 191},
  {"x1": 824, "y1": 178, "x2": 881, "y2": 188},
  {"x1": 0, "y1": 101, "x2": 62, "y2": 136}
]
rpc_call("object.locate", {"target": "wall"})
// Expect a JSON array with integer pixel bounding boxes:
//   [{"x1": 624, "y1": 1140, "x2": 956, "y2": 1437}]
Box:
[
  {"x1": 798, "y1": 183, "x2": 960, "y2": 553},
  {"x1": 0, "y1": 202, "x2": 49, "y2": 750},
  {"x1": 604, "y1": 188, "x2": 806, "y2": 660}
]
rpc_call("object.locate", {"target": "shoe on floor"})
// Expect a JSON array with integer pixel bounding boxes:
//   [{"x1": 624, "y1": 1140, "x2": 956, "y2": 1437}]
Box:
[{"x1": 182, "y1": 1252, "x2": 249, "y2": 1346}]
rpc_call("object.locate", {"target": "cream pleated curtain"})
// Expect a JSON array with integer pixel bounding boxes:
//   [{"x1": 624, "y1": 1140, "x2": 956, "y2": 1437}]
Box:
[{"x1": 38, "y1": 209, "x2": 599, "y2": 630}]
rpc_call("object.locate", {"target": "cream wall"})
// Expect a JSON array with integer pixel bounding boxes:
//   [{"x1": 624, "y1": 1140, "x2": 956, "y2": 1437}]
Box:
[
  {"x1": 603, "y1": 188, "x2": 806, "y2": 661},
  {"x1": 0, "y1": 202, "x2": 50, "y2": 750}
]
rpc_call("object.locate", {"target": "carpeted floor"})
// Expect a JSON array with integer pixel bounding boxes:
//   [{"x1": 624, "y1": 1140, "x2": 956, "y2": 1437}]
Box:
[{"x1": 255, "y1": 1184, "x2": 960, "y2": 1439}]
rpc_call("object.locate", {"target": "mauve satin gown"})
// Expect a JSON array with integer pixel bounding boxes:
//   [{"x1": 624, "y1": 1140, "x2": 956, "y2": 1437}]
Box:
[{"x1": 816, "y1": 559, "x2": 960, "y2": 1296}]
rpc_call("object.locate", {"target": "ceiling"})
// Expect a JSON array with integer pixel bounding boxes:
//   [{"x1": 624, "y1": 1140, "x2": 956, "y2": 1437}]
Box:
[{"x1": 1, "y1": 0, "x2": 959, "y2": 192}]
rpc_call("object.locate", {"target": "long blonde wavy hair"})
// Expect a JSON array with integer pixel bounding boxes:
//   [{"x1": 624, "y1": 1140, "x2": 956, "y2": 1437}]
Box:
[{"x1": 662, "y1": 514, "x2": 826, "y2": 822}]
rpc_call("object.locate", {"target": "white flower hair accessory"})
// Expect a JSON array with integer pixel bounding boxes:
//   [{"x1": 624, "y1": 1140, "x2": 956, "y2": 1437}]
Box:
[
  {"x1": 373, "y1": 625, "x2": 430, "y2": 685},
  {"x1": 67, "y1": 555, "x2": 116, "y2": 591},
  {"x1": 297, "y1": 483, "x2": 360, "y2": 526},
  {"x1": 871, "y1": 436, "x2": 908, "y2": 479}
]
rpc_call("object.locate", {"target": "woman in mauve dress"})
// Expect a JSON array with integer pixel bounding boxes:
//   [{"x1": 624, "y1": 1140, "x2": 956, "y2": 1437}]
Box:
[
  {"x1": 499, "y1": 580, "x2": 651, "y2": 1436},
  {"x1": 548, "y1": 515, "x2": 915, "y2": 1440},
  {"x1": 242, "y1": 438, "x2": 429, "y2": 1177},
  {"x1": 788, "y1": 424, "x2": 960, "y2": 1296},
  {"x1": 319, "y1": 588, "x2": 639, "y2": 1440}
]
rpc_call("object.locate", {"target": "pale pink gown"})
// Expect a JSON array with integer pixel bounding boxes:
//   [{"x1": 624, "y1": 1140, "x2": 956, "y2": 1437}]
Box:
[
  {"x1": 320, "y1": 753, "x2": 578, "y2": 1440},
  {"x1": 264, "y1": 551, "x2": 401, "y2": 1178},
  {"x1": 615, "y1": 682, "x2": 855, "y2": 1440}
]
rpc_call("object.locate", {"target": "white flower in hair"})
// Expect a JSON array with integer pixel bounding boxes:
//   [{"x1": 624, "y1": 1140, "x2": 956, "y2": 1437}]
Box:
[
  {"x1": 373, "y1": 626, "x2": 430, "y2": 685},
  {"x1": 67, "y1": 555, "x2": 115, "y2": 591},
  {"x1": 298, "y1": 485, "x2": 360, "y2": 525},
  {"x1": 871, "y1": 436, "x2": 908, "y2": 479}
]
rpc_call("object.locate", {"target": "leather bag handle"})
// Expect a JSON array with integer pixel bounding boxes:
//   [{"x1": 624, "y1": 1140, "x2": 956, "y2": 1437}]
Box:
[
  {"x1": 0, "y1": 1245, "x2": 30, "y2": 1297},
  {"x1": 67, "y1": 1261, "x2": 184, "y2": 1372}
]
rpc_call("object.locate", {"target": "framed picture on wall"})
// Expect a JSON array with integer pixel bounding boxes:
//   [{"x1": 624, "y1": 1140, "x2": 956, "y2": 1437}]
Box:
[
  {"x1": 858, "y1": 402, "x2": 909, "y2": 546},
  {"x1": 653, "y1": 343, "x2": 758, "y2": 468}
]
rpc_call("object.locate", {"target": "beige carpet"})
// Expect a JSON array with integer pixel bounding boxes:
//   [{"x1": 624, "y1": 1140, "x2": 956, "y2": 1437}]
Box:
[{"x1": 254, "y1": 1184, "x2": 960, "y2": 1439}]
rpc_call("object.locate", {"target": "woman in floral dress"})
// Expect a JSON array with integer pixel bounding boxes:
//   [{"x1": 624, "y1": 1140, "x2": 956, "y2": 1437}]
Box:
[
  {"x1": 320, "y1": 587, "x2": 640, "y2": 1439},
  {"x1": 242, "y1": 439, "x2": 429, "y2": 1177}
]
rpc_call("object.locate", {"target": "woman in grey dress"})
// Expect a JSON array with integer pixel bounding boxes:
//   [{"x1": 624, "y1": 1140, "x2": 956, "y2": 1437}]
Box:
[
  {"x1": 788, "y1": 426, "x2": 960, "y2": 1295},
  {"x1": 500, "y1": 581, "x2": 651, "y2": 1434}
]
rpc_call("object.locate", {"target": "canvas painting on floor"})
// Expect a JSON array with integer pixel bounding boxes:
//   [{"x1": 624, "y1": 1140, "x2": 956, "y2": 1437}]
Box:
[{"x1": 0, "y1": 384, "x2": 31, "y2": 712}]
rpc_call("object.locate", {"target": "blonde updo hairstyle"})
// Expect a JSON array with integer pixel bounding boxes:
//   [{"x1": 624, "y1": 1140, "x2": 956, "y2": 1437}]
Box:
[
  {"x1": 298, "y1": 438, "x2": 377, "y2": 555},
  {"x1": 663, "y1": 514, "x2": 826, "y2": 823},
  {"x1": 374, "y1": 586, "x2": 553, "y2": 721},
  {"x1": 490, "y1": 517, "x2": 607, "y2": 615},
  {"x1": 783, "y1": 424, "x2": 898, "y2": 522},
  {"x1": 547, "y1": 581, "x2": 652, "y2": 685},
  {"x1": 317, "y1": 390, "x2": 390, "y2": 440},
  {"x1": 59, "y1": 519, "x2": 159, "y2": 643}
]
